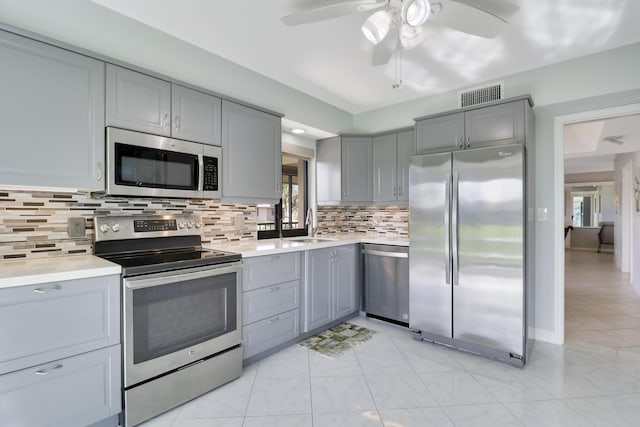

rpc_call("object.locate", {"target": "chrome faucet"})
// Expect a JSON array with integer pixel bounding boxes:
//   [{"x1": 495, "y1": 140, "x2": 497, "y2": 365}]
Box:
[{"x1": 305, "y1": 207, "x2": 318, "y2": 237}]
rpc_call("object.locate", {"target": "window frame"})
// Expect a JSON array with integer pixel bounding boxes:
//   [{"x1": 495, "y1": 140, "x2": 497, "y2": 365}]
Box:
[{"x1": 257, "y1": 158, "x2": 308, "y2": 239}]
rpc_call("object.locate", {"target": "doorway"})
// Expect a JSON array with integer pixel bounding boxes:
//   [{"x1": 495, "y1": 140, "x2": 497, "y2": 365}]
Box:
[{"x1": 558, "y1": 107, "x2": 640, "y2": 348}]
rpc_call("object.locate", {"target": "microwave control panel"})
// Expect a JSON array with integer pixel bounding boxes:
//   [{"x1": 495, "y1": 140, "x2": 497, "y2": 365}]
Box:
[{"x1": 203, "y1": 156, "x2": 218, "y2": 191}]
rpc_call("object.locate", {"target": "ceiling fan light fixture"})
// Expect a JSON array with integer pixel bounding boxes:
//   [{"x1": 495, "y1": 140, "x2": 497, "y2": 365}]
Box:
[
  {"x1": 403, "y1": 0, "x2": 430, "y2": 27},
  {"x1": 361, "y1": 10, "x2": 392, "y2": 45},
  {"x1": 399, "y1": 23, "x2": 425, "y2": 49}
]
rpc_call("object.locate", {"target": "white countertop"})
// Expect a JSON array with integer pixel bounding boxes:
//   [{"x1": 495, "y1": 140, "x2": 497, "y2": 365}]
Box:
[
  {"x1": 204, "y1": 233, "x2": 409, "y2": 257},
  {"x1": 0, "y1": 255, "x2": 121, "y2": 289}
]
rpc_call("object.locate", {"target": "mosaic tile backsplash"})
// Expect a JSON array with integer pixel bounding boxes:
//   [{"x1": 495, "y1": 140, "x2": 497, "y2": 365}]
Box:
[
  {"x1": 0, "y1": 189, "x2": 257, "y2": 260},
  {"x1": 317, "y1": 205, "x2": 409, "y2": 236}
]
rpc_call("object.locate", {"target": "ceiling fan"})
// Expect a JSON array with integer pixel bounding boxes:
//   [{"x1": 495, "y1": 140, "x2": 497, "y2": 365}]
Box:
[{"x1": 282, "y1": 0, "x2": 518, "y2": 66}]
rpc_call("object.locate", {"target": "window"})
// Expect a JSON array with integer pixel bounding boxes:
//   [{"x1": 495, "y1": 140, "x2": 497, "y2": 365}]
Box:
[{"x1": 258, "y1": 155, "x2": 308, "y2": 239}]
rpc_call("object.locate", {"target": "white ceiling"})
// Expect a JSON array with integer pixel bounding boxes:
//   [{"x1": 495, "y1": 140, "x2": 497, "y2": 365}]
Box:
[
  {"x1": 89, "y1": 0, "x2": 640, "y2": 114},
  {"x1": 564, "y1": 114, "x2": 640, "y2": 174}
]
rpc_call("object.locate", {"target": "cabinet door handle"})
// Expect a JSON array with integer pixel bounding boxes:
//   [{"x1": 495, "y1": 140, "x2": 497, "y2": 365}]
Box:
[
  {"x1": 163, "y1": 113, "x2": 169, "y2": 129},
  {"x1": 466, "y1": 136, "x2": 471, "y2": 149},
  {"x1": 268, "y1": 317, "x2": 280, "y2": 324},
  {"x1": 174, "y1": 115, "x2": 180, "y2": 131},
  {"x1": 96, "y1": 162, "x2": 102, "y2": 181},
  {"x1": 35, "y1": 364, "x2": 63, "y2": 376},
  {"x1": 267, "y1": 286, "x2": 280, "y2": 293},
  {"x1": 457, "y1": 137, "x2": 463, "y2": 148},
  {"x1": 33, "y1": 284, "x2": 62, "y2": 294},
  {"x1": 398, "y1": 185, "x2": 402, "y2": 196},
  {"x1": 267, "y1": 255, "x2": 280, "y2": 261}
]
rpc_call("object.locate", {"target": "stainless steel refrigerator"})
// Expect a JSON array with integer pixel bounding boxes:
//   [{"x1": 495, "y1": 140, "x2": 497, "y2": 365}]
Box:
[{"x1": 409, "y1": 144, "x2": 529, "y2": 366}]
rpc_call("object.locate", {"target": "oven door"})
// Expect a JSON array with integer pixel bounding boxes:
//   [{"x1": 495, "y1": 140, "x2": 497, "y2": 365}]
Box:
[
  {"x1": 122, "y1": 262, "x2": 242, "y2": 388},
  {"x1": 106, "y1": 127, "x2": 204, "y2": 199}
]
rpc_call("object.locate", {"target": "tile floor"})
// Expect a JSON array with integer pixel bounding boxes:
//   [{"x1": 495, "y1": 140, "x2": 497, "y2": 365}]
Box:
[{"x1": 138, "y1": 250, "x2": 640, "y2": 427}]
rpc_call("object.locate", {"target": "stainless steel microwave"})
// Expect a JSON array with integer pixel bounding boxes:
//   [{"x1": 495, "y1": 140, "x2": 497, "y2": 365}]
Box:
[{"x1": 106, "y1": 127, "x2": 221, "y2": 199}]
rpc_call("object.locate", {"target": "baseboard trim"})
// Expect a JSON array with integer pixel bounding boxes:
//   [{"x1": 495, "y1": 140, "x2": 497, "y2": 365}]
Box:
[{"x1": 528, "y1": 327, "x2": 563, "y2": 344}]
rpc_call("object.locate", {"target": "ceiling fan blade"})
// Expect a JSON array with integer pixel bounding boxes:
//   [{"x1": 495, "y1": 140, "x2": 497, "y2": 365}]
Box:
[
  {"x1": 431, "y1": 0, "x2": 513, "y2": 38},
  {"x1": 282, "y1": 0, "x2": 388, "y2": 26},
  {"x1": 371, "y1": 29, "x2": 398, "y2": 66}
]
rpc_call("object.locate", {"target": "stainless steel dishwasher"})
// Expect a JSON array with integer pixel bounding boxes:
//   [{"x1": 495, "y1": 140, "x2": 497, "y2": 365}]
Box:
[{"x1": 361, "y1": 243, "x2": 410, "y2": 325}]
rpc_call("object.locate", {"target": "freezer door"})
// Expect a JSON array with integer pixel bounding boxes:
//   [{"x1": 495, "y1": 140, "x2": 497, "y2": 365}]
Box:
[
  {"x1": 409, "y1": 152, "x2": 452, "y2": 337},
  {"x1": 452, "y1": 144, "x2": 524, "y2": 355}
]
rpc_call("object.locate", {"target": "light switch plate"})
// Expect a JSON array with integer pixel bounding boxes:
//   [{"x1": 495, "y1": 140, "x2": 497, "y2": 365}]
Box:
[
  {"x1": 537, "y1": 208, "x2": 549, "y2": 222},
  {"x1": 68, "y1": 217, "x2": 86, "y2": 238}
]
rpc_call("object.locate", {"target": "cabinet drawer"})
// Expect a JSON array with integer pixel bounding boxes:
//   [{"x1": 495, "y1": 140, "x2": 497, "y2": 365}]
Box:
[
  {"x1": 0, "y1": 275, "x2": 120, "y2": 375},
  {"x1": 0, "y1": 345, "x2": 121, "y2": 427},
  {"x1": 242, "y1": 309, "x2": 299, "y2": 359},
  {"x1": 243, "y1": 280, "x2": 300, "y2": 325},
  {"x1": 243, "y1": 252, "x2": 301, "y2": 291}
]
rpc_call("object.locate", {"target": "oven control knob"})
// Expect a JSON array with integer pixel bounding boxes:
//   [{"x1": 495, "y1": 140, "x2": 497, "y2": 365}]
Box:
[
  {"x1": 99, "y1": 224, "x2": 110, "y2": 233},
  {"x1": 112, "y1": 223, "x2": 121, "y2": 232},
  {"x1": 187, "y1": 222, "x2": 194, "y2": 229},
  {"x1": 195, "y1": 222, "x2": 201, "y2": 228},
  {"x1": 178, "y1": 222, "x2": 185, "y2": 229}
]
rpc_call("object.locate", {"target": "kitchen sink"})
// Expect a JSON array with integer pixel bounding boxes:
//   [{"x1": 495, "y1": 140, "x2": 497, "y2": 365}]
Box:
[{"x1": 288, "y1": 237, "x2": 337, "y2": 244}]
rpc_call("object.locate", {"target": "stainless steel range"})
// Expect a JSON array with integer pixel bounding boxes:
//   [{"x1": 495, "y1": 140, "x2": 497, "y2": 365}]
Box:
[{"x1": 93, "y1": 215, "x2": 242, "y2": 427}]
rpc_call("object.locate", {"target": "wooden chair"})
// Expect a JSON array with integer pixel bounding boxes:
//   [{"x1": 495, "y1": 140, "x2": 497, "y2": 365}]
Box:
[{"x1": 597, "y1": 223, "x2": 614, "y2": 253}]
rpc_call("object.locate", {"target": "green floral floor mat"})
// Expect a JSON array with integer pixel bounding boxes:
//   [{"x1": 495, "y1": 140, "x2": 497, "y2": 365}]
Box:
[{"x1": 298, "y1": 322, "x2": 377, "y2": 359}]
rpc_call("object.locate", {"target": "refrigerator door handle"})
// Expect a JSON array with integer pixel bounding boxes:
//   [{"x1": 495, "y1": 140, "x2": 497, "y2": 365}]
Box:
[
  {"x1": 452, "y1": 172, "x2": 460, "y2": 286},
  {"x1": 444, "y1": 176, "x2": 451, "y2": 285}
]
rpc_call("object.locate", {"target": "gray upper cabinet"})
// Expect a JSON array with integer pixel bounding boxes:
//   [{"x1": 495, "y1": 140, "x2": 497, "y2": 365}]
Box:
[
  {"x1": 0, "y1": 30, "x2": 105, "y2": 190},
  {"x1": 416, "y1": 98, "x2": 529, "y2": 154},
  {"x1": 106, "y1": 64, "x2": 171, "y2": 136},
  {"x1": 342, "y1": 137, "x2": 373, "y2": 202},
  {"x1": 171, "y1": 84, "x2": 222, "y2": 145},
  {"x1": 372, "y1": 129, "x2": 415, "y2": 204},
  {"x1": 372, "y1": 133, "x2": 397, "y2": 202},
  {"x1": 316, "y1": 137, "x2": 342, "y2": 204},
  {"x1": 396, "y1": 129, "x2": 415, "y2": 203},
  {"x1": 416, "y1": 112, "x2": 464, "y2": 154},
  {"x1": 222, "y1": 100, "x2": 281, "y2": 203},
  {"x1": 106, "y1": 64, "x2": 222, "y2": 145},
  {"x1": 317, "y1": 136, "x2": 373, "y2": 205},
  {"x1": 465, "y1": 100, "x2": 525, "y2": 149}
]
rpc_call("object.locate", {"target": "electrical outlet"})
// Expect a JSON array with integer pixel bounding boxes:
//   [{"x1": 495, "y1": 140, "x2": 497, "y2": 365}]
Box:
[{"x1": 68, "y1": 217, "x2": 86, "y2": 238}]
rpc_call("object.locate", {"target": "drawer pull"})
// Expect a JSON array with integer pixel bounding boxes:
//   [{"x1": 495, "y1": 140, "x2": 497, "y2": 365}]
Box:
[
  {"x1": 268, "y1": 317, "x2": 280, "y2": 324},
  {"x1": 32, "y1": 284, "x2": 63, "y2": 294},
  {"x1": 35, "y1": 364, "x2": 63, "y2": 376},
  {"x1": 267, "y1": 286, "x2": 280, "y2": 293},
  {"x1": 267, "y1": 256, "x2": 280, "y2": 261}
]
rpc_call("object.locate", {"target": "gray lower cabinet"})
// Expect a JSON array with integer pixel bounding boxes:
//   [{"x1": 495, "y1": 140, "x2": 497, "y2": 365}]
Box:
[
  {"x1": 0, "y1": 29, "x2": 105, "y2": 190},
  {"x1": 222, "y1": 100, "x2": 282, "y2": 203},
  {"x1": 0, "y1": 274, "x2": 121, "y2": 426},
  {"x1": 317, "y1": 136, "x2": 373, "y2": 204},
  {"x1": 305, "y1": 245, "x2": 360, "y2": 332},
  {"x1": 415, "y1": 98, "x2": 530, "y2": 155},
  {"x1": 0, "y1": 345, "x2": 121, "y2": 427},
  {"x1": 372, "y1": 129, "x2": 415, "y2": 203},
  {"x1": 241, "y1": 252, "x2": 302, "y2": 359},
  {"x1": 106, "y1": 64, "x2": 222, "y2": 145}
]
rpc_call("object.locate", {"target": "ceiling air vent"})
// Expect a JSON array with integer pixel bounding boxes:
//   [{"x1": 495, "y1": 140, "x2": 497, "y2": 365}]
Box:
[{"x1": 458, "y1": 82, "x2": 504, "y2": 108}]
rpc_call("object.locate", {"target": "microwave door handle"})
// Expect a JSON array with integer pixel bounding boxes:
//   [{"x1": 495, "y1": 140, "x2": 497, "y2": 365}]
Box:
[
  {"x1": 198, "y1": 153, "x2": 204, "y2": 193},
  {"x1": 125, "y1": 263, "x2": 240, "y2": 290}
]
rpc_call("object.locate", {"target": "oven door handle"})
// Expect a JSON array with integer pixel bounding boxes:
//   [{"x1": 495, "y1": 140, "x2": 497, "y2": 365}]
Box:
[{"x1": 124, "y1": 263, "x2": 242, "y2": 290}]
